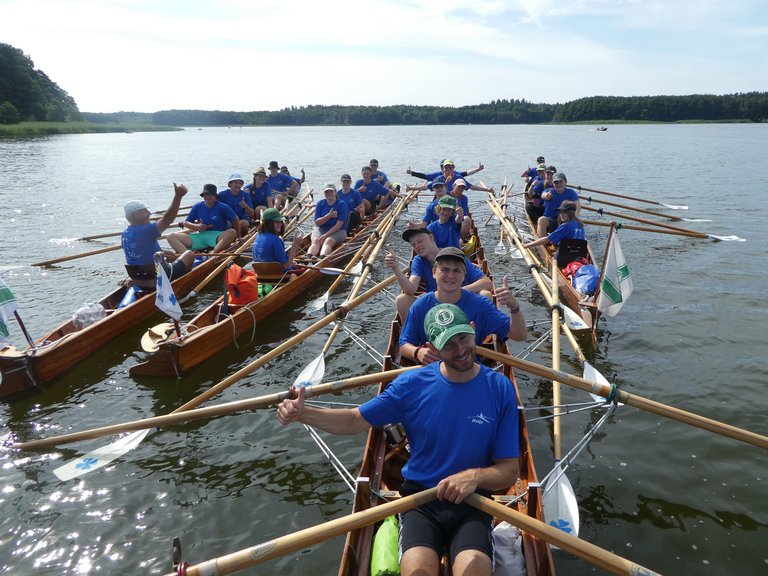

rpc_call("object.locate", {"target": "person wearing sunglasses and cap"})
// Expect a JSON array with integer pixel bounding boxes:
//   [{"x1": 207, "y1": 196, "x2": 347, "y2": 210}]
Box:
[
  {"x1": 277, "y1": 302, "x2": 520, "y2": 576},
  {"x1": 407, "y1": 159, "x2": 485, "y2": 182},
  {"x1": 122, "y1": 183, "x2": 196, "y2": 286}
]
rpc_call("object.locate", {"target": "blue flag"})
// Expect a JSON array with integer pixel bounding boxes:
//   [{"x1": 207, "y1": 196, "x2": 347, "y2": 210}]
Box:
[{"x1": 154, "y1": 259, "x2": 182, "y2": 321}]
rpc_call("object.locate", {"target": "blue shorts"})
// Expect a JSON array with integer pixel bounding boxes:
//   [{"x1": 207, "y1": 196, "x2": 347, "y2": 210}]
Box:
[
  {"x1": 161, "y1": 259, "x2": 188, "y2": 280},
  {"x1": 399, "y1": 481, "x2": 494, "y2": 564}
]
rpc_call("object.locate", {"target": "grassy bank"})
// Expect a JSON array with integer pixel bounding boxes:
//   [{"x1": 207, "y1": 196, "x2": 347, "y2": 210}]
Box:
[{"x1": 0, "y1": 121, "x2": 182, "y2": 136}]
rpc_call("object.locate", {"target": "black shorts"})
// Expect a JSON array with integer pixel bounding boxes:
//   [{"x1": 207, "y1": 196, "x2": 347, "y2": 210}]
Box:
[
  {"x1": 399, "y1": 481, "x2": 494, "y2": 564},
  {"x1": 545, "y1": 217, "x2": 558, "y2": 234},
  {"x1": 161, "y1": 259, "x2": 188, "y2": 280}
]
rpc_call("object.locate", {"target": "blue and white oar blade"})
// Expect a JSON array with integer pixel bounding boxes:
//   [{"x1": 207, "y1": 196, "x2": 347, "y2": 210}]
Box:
[
  {"x1": 542, "y1": 461, "x2": 579, "y2": 545},
  {"x1": 562, "y1": 306, "x2": 589, "y2": 331},
  {"x1": 583, "y1": 361, "x2": 623, "y2": 405},
  {"x1": 293, "y1": 352, "x2": 325, "y2": 388},
  {"x1": 53, "y1": 429, "x2": 150, "y2": 481}
]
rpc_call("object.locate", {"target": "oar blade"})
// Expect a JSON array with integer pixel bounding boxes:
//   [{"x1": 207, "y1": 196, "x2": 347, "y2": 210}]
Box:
[
  {"x1": 53, "y1": 429, "x2": 150, "y2": 481},
  {"x1": 309, "y1": 291, "x2": 330, "y2": 311},
  {"x1": 706, "y1": 234, "x2": 745, "y2": 242},
  {"x1": 582, "y1": 361, "x2": 623, "y2": 405},
  {"x1": 542, "y1": 461, "x2": 580, "y2": 543},
  {"x1": 562, "y1": 306, "x2": 589, "y2": 331},
  {"x1": 293, "y1": 353, "x2": 325, "y2": 387},
  {"x1": 660, "y1": 202, "x2": 688, "y2": 210},
  {"x1": 494, "y1": 241, "x2": 507, "y2": 255}
]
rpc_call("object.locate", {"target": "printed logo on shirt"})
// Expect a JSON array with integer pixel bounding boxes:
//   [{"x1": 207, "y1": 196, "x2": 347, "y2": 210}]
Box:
[{"x1": 469, "y1": 412, "x2": 494, "y2": 425}]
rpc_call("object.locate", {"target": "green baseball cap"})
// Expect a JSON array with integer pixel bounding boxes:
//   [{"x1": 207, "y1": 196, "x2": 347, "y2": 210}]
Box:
[
  {"x1": 438, "y1": 195, "x2": 456, "y2": 209},
  {"x1": 424, "y1": 303, "x2": 475, "y2": 350},
  {"x1": 261, "y1": 208, "x2": 285, "y2": 222}
]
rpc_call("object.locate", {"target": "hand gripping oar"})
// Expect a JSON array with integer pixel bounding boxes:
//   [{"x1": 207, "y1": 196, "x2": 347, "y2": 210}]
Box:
[
  {"x1": 580, "y1": 204, "x2": 744, "y2": 241},
  {"x1": 22, "y1": 274, "x2": 400, "y2": 479},
  {"x1": 161, "y1": 488, "x2": 438, "y2": 576},
  {"x1": 474, "y1": 346, "x2": 768, "y2": 450},
  {"x1": 573, "y1": 184, "x2": 688, "y2": 210},
  {"x1": 542, "y1": 259, "x2": 580, "y2": 540},
  {"x1": 14, "y1": 368, "x2": 416, "y2": 451},
  {"x1": 466, "y1": 493, "x2": 661, "y2": 576}
]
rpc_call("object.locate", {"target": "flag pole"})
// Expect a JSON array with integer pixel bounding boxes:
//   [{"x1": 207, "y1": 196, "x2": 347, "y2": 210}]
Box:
[
  {"x1": 14, "y1": 311, "x2": 37, "y2": 349},
  {"x1": 593, "y1": 221, "x2": 616, "y2": 338}
]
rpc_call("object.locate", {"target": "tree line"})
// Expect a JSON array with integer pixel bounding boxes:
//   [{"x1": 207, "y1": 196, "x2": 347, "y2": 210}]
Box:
[{"x1": 0, "y1": 42, "x2": 81, "y2": 124}]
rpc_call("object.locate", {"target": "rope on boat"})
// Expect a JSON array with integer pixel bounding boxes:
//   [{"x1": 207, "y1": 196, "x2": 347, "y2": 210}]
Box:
[{"x1": 303, "y1": 424, "x2": 357, "y2": 494}]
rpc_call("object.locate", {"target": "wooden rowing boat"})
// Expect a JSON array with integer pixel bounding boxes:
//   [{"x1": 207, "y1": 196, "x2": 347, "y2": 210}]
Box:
[
  {"x1": 128, "y1": 209, "x2": 391, "y2": 378},
  {"x1": 338, "y1": 234, "x2": 555, "y2": 576},
  {"x1": 0, "y1": 254, "x2": 223, "y2": 401},
  {"x1": 522, "y1": 201, "x2": 598, "y2": 335}
]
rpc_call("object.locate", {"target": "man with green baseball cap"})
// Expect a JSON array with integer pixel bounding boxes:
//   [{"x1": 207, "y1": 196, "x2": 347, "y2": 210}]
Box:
[
  {"x1": 276, "y1": 301, "x2": 520, "y2": 576},
  {"x1": 251, "y1": 207, "x2": 303, "y2": 270}
]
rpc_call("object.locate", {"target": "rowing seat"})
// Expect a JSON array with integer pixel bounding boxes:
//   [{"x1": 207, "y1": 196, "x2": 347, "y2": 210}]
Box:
[
  {"x1": 556, "y1": 239, "x2": 589, "y2": 269},
  {"x1": 249, "y1": 262, "x2": 287, "y2": 283},
  {"x1": 125, "y1": 264, "x2": 157, "y2": 289}
]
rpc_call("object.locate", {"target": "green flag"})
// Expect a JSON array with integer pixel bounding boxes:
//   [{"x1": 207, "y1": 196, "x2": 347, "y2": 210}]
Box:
[
  {"x1": 0, "y1": 277, "x2": 18, "y2": 345},
  {"x1": 596, "y1": 232, "x2": 633, "y2": 317}
]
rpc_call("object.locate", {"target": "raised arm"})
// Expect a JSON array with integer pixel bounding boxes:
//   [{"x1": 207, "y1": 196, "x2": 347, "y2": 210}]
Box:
[{"x1": 156, "y1": 183, "x2": 188, "y2": 233}]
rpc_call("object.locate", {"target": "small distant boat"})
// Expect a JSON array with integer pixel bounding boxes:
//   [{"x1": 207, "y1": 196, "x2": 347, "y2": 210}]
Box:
[{"x1": 596, "y1": 126, "x2": 608, "y2": 131}]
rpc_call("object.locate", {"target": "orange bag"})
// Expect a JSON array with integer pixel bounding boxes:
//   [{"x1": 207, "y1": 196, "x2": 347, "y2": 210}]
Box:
[{"x1": 225, "y1": 264, "x2": 260, "y2": 305}]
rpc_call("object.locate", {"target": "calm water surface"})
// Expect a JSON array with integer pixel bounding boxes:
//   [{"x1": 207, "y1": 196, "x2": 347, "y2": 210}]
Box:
[{"x1": 0, "y1": 124, "x2": 766, "y2": 575}]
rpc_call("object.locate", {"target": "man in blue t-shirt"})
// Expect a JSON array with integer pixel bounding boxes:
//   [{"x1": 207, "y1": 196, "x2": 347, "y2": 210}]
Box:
[
  {"x1": 427, "y1": 195, "x2": 469, "y2": 249},
  {"x1": 121, "y1": 183, "x2": 196, "y2": 285},
  {"x1": 167, "y1": 184, "x2": 239, "y2": 254},
  {"x1": 384, "y1": 229, "x2": 492, "y2": 321},
  {"x1": 537, "y1": 172, "x2": 581, "y2": 237},
  {"x1": 399, "y1": 246, "x2": 527, "y2": 365},
  {"x1": 267, "y1": 161, "x2": 298, "y2": 210},
  {"x1": 337, "y1": 173, "x2": 365, "y2": 232},
  {"x1": 217, "y1": 173, "x2": 252, "y2": 236},
  {"x1": 277, "y1": 303, "x2": 520, "y2": 576}
]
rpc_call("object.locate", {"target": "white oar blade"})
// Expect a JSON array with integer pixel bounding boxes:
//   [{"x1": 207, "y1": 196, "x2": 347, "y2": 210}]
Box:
[
  {"x1": 293, "y1": 353, "x2": 325, "y2": 387},
  {"x1": 681, "y1": 218, "x2": 712, "y2": 223},
  {"x1": 562, "y1": 306, "x2": 589, "y2": 331},
  {"x1": 494, "y1": 242, "x2": 506, "y2": 255},
  {"x1": 660, "y1": 203, "x2": 688, "y2": 210},
  {"x1": 310, "y1": 291, "x2": 330, "y2": 311},
  {"x1": 706, "y1": 234, "x2": 745, "y2": 242},
  {"x1": 582, "y1": 361, "x2": 623, "y2": 405},
  {"x1": 53, "y1": 429, "x2": 150, "y2": 481},
  {"x1": 351, "y1": 260, "x2": 363, "y2": 275},
  {"x1": 542, "y1": 461, "x2": 580, "y2": 542}
]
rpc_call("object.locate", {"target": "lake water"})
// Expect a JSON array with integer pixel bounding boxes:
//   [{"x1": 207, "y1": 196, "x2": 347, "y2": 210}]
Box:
[{"x1": 0, "y1": 124, "x2": 766, "y2": 575}]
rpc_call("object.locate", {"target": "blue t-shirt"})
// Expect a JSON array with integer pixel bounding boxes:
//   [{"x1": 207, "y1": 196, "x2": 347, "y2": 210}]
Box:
[
  {"x1": 359, "y1": 362, "x2": 520, "y2": 487},
  {"x1": 410, "y1": 255, "x2": 486, "y2": 292},
  {"x1": 547, "y1": 220, "x2": 586, "y2": 246},
  {"x1": 338, "y1": 189, "x2": 363, "y2": 212},
  {"x1": 427, "y1": 218, "x2": 462, "y2": 249},
  {"x1": 355, "y1": 179, "x2": 389, "y2": 205},
  {"x1": 244, "y1": 182, "x2": 273, "y2": 207},
  {"x1": 421, "y1": 198, "x2": 440, "y2": 225},
  {"x1": 420, "y1": 169, "x2": 467, "y2": 181},
  {"x1": 446, "y1": 177, "x2": 472, "y2": 194},
  {"x1": 252, "y1": 231, "x2": 287, "y2": 264},
  {"x1": 268, "y1": 173, "x2": 295, "y2": 193},
  {"x1": 452, "y1": 193, "x2": 470, "y2": 215},
  {"x1": 399, "y1": 290, "x2": 511, "y2": 348},
  {"x1": 186, "y1": 201, "x2": 238, "y2": 232},
  {"x1": 122, "y1": 222, "x2": 161, "y2": 265},
  {"x1": 217, "y1": 189, "x2": 252, "y2": 220},
  {"x1": 543, "y1": 187, "x2": 580, "y2": 220},
  {"x1": 370, "y1": 170, "x2": 389, "y2": 185},
  {"x1": 314, "y1": 198, "x2": 349, "y2": 234}
]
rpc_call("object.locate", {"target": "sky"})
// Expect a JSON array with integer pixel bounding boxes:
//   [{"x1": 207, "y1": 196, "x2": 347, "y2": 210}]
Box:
[{"x1": 1, "y1": 0, "x2": 767, "y2": 113}]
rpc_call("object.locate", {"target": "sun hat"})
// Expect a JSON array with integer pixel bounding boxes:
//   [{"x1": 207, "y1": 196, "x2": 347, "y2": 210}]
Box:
[
  {"x1": 200, "y1": 183, "x2": 218, "y2": 197},
  {"x1": 557, "y1": 200, "x2": 578, "y2": 212},
  {"x1": 253, "y1": 167, "x2": 267, "y2": 177},
  {"x1": 424, "y1": 303, "x2": 475, "y2": 351},
  {"x1": 268, "y1": 161, "x2": 280, "y2": 170},
  {"x1": 261, "y1": 208, "x2": 285, "y2": 222},
  {"x1": 402, "y1": 227, "x2": 432, "y2": 242},
  {"x1": 124, "y1": 200, "x2": 148, "y2": 217},
  {"x1": 553, "y1": 172, "x2": 567, "y2": 182},
  {"x1": 323, "y1": 182, "x2": 337, "y2": 193},
  {"x1": 438, "y1": 195, "x2": 456, "y2": 208},
  {"x1": 228, "y1": 173, "x2": 244, "y2": 185},
  {"x1": 453, "y1": 178, "x2": 467, "y2": 189}
]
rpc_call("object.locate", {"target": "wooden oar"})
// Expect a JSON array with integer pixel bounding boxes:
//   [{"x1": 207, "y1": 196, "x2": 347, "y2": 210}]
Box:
[
  {"x1": 160, "y1": 488, "x2": 439, "y2": 576},
  {"x1": 582, "y1": 219, "x2": 738, "y2": 239},
  {"x1": 30, "y1": 234, "x2": 180, "y2": 266},
  {"x1": 31, "y1": 273, "x2": 401, "y2": 479},
  {"x1": 14, "y1": 367, "x2": 416, "y2": 451},
  {"x1": 573, "y1": 184, "x2": 688, "y2": 210},
  {"x1": 152, "y1": 203, "x2": 193, "y2": 215},
  {"x1": 466, "y1": 493, "x2": 660, "y2": 576},
  {"x1": 578, "y1": 195, "x2": 710, "y2": 222},
  {"x1": 542, "y1": 259, "x2": 580, "y2": 540},
  {"x1": 475, "y1": 346, "x2": 768, "y2": 450},
  {"x1": 579, "y1": 205, "x2": 744, "y2": 241}
]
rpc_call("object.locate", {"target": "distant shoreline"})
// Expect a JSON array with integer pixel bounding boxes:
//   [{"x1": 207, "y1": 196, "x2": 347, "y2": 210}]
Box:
[{"x1": 0, "y1": 118, "x2": 759, "y2": 137}]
